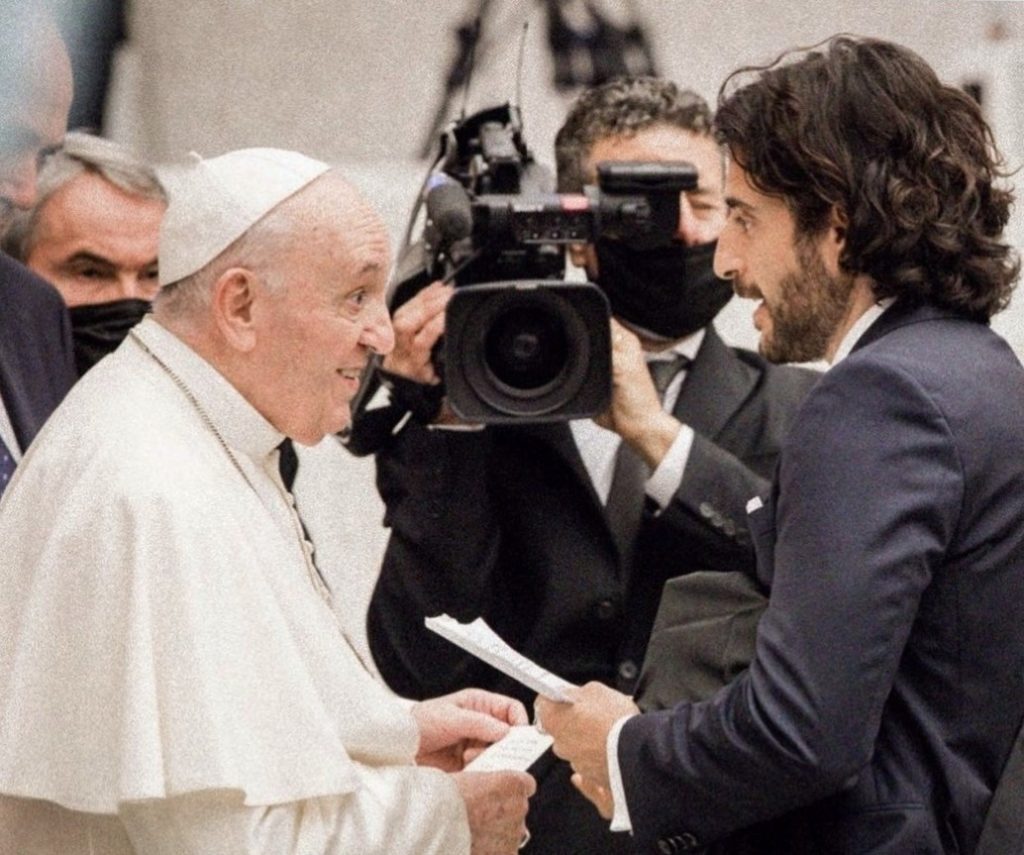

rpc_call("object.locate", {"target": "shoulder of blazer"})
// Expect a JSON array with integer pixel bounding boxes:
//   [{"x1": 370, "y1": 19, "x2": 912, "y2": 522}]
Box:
[{"x1": 0, "y1": 253, "x2": 67, "y2": 323}]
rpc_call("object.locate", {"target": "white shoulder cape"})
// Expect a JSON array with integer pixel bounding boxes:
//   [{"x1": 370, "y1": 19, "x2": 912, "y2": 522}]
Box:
[{"x1": 0, "y1": 347, "x2": 419, "y2": 814}]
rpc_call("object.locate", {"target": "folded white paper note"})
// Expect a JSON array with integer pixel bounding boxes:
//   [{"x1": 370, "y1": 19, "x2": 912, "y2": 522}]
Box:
[
  {"x1": 464, "y1": 725, "x2": 554, "y2": 773},
  {"x1": 424, "y1": 614, "x2": 576, "y2": 702}
]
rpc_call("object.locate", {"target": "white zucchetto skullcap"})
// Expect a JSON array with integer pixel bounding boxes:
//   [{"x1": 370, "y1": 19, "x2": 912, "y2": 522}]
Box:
[{"x1": 158, "y1": 147, "x2": 331, "y2": 286}]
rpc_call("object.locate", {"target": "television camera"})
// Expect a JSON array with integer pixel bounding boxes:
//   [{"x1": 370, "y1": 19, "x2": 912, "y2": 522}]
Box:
[{"x1": 343, "y1": 103, "x2": 695, "y2": 452}]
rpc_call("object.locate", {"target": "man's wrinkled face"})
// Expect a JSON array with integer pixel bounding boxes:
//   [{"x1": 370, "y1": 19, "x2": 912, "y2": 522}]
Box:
[
  {"x1": 0, "y1": 35, "x2": 72, "y2": 232},
  {"x1": 715, "y1": 161, "x2": 853, "y2": 363},
  {"x1": 25, "y1": 172, "x2": 165, "y2": 306},
  {"x1": 250, "y1": 201, "x2": 395, "y2": 445}
]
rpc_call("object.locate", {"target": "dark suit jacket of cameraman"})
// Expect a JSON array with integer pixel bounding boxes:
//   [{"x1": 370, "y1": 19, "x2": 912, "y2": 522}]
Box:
[{"x1": 367, "y1": 324, "x2": 818, "y2": 853}]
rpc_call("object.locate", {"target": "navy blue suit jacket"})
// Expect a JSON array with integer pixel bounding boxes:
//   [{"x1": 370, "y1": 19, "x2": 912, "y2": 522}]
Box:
[
  {"x1": 0, "y1": 254, "x2": 76, "y2": 451},
  {"x1": 619, "y1": 301, "x2": 1024, "y2": 854}
]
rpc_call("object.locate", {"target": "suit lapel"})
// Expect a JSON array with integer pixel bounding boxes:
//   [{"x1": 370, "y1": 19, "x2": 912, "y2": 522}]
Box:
[
  {"x1": 0, "y1": 293, "x2": 38, "y2": 451},
  {"x1": 673, "y1": 326, "x2": 757, "y2": 440}
]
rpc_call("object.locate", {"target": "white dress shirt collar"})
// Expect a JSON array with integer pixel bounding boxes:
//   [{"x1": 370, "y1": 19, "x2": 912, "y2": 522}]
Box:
[
  {"x1": 648, "y1": 327, "x2": 705, "y2": 364},
  {"x1": 830, "y1": 298, "x2": 895, "y2": 366}
]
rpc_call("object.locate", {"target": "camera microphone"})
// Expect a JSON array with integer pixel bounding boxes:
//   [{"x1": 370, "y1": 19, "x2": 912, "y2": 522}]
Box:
[{"x1": 425, "y1": 174, "x2": 473, "y2": 243}]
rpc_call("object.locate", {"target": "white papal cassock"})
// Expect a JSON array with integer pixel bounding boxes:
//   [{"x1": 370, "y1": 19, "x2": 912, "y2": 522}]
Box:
[{"x1": 0, "y1": 317, "x2": 470, "y2": 854}]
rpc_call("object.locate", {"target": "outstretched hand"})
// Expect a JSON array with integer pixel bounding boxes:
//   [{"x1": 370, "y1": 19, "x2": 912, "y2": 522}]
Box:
[
  {"x1": 534, "y1": 682, "x2": 639, "y2": 793},
  {"x1": 414, "y1": 688, "x2": 529, "y2": 771}
]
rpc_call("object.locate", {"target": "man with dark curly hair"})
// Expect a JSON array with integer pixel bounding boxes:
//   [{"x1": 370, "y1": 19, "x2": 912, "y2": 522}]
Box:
[
  {"x1": 538, "y1": 36, "x2": 1024, "y2": 855},
  {"x1": 365, "y1": 76, "x2": 819, "y2": 854}
]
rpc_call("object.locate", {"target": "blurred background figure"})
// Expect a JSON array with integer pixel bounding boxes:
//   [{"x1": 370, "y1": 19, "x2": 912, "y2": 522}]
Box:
[
  {"x1": 0, "y1": 2, "x2": 76, "y2": 500},
  {"x1": 419, "y1": 0, "x2": 657, "y2": 156},
  {"x1": 53, "y1": 0, "x2": 127, "y2": 133},
  {"x1": 3, "y1": 130, "x2": 166, "y2": 376}
]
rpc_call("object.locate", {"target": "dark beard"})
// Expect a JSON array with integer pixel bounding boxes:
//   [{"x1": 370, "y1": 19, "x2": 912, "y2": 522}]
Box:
[{"x1": 761, "y1": 240, "x2": 854, "y2": 363}]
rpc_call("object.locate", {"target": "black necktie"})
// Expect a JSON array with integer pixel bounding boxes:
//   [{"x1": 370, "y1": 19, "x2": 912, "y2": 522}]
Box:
[
  {"x1": 277, "y1": 437, "x2": 299, "y2": 492},
  {"x1": 605, "y1": 354, "x2": 691, "y2": 565},
  {"x1": 647, "y1": 354, "x2": 692, "y2": 400},
  {"x1": 276, "y1": 438, "x2": 330, "y2": 592},
  {"x1": 0, "y1": 433, "x2": 15, "y2": 500}
]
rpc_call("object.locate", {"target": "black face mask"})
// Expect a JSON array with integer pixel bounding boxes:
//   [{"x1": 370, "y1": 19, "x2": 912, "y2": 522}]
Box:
[
  {"x1": 594, "y1": 239, "x2": 733, "y2": 340},
  {"x1": 68, "y1": 298, "x2": 152, "y2": 376}
]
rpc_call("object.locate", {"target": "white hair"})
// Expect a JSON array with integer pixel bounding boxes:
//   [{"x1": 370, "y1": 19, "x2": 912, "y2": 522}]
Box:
[{"x1": 1, "y1": 131, "x2": 166, "y2": 261}]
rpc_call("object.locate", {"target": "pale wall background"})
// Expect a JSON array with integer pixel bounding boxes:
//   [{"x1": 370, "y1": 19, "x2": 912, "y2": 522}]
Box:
[{"x1": 85, "y1": 0, "x2": 1024, "y2": 660}]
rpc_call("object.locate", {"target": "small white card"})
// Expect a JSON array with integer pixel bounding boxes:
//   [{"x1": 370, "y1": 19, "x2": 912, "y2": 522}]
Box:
[
  {"x1": 464, "y1": 725, "x2": 554, "y2": 773},
  {"x1": 425, "y1": 614, "x2": 576, "y2": 702}
]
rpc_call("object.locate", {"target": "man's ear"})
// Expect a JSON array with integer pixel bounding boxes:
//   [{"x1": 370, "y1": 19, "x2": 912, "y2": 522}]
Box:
[
  {"x1": 821, "y1": 206, "x2": 849, "y2": 273},
  {"x1": 568, "y1": 243, "x2": 600, "y2": 280},
  {"x1": 568, "y1": 243, "x2": 588, "y2": 268},
  {"x1": 210, "y1": 267, "x2": 260, "y2": 352}
]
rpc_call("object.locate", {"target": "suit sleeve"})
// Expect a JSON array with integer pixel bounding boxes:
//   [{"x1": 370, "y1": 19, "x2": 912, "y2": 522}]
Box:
[
  {"x1": 0, "y1": 261, "x2": 76, "y2": 449},
  {"x1": 368, "y1": 418, "x2": 504, "y2": 698},
  {"x1": 618, "y1": 357, "x2": 962, "y2": 849},
  {"x1": 656, "y1": 430, "x2": 773, "y2": 573},
  {"x1": 652, "y1": 361, "x2": 817, "y2": 579}
]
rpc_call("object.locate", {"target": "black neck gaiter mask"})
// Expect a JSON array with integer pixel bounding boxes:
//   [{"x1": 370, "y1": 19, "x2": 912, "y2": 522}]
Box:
[
  {"x1": 594, "y1": 239, "x2": 733, "y2": 340},
  {"x1": 68, "y1": 298, "x2": 152, "y2": 376}
]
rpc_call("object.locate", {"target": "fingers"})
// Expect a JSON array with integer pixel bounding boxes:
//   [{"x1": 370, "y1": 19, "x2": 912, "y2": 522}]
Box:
[
  {"x1": 384, "y1": 282, "x2": 453, "y2": 380},
  {"x1": 461, "y1": 741, "x2": 487, "y2": 766},
  {"x1": 571, "y1": 772, "x2": 614, "y2": 820},
  {"x1": 412, "y1": 310, "x2": 446, "y2": 354},
  {"x1": 514, "y1": 769, "x2": 538, "y2": 798},
  {"x1": 454, "y1": 769, "x2": 537, "y2": 854},
  {"x1": 448, "y1": 688, "x2": 530, "y2": 727},
  {"x1": 394, "y1": 281, "x2": 452, "y2": 330},
  {"x1": 450, "y1": 706, "x2": 512, "y2": 744},
  {"x1": 532, "y1": 688, "x2": 578, "y2": 737},
  {"x1": 469, "y1": 690, "x2": 529, "y2": 727}
]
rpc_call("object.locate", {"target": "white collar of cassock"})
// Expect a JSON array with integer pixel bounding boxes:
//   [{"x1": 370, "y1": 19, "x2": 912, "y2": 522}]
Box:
[
  {"x1": 830, "y1": 297, "x2": 895, "y2": 367},
  {"x1": 132, "y1": 315, "x2": 285, "y2": 463}
]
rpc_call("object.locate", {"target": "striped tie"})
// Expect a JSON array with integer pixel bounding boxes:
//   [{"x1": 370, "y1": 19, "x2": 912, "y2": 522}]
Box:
[{"x1": 0, "y1": 434, "x2": 16, "y2": 500}]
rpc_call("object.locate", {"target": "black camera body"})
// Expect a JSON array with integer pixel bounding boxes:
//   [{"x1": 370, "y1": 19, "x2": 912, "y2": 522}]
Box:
[
  {"x1": 415, "y1": 104, "x2": 695, "y2": 423},
  {"x1": 342, "y1": 104, "x2": 696, "y2": 451}
]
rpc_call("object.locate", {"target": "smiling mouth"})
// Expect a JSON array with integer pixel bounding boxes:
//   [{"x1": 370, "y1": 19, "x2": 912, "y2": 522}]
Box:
[{"x1": 337, "y1": 361, "x2": 369, "y2": 379}]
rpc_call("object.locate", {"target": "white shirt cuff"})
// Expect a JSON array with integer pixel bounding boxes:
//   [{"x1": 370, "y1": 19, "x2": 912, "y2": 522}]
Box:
[
  {"x1": 646, "y1": 423, "x2": 695, "y2": 510},
  {"x1": 607, "y1": 713, "x2": 637, "y2": 832}
]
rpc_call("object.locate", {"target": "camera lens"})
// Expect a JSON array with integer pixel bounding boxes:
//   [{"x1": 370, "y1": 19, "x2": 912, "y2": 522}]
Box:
[
  {"x1": 483, "y1": 305, "x2": 569, "y2": 392},
  {"x1": 446, "y1": 281, "x2": 608, "y2": 420}
]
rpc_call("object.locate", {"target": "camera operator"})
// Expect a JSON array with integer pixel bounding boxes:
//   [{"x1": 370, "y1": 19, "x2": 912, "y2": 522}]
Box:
[{"x1": 366, "y1": 77, "x2": 819, "y2": 854}]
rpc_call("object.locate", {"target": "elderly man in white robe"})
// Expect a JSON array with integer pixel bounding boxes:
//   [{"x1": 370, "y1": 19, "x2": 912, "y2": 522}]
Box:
[{"x1": 0, "y1": 148, "x2": 535, "y2": 854}]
